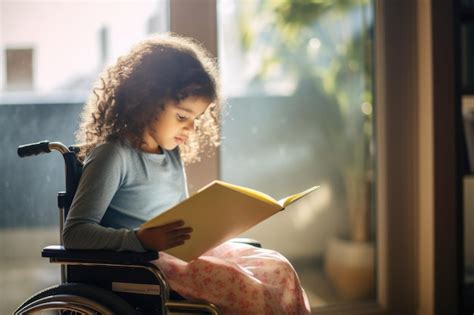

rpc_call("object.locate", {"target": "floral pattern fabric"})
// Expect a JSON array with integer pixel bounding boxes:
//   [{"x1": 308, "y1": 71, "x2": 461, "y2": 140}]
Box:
[{"x1": 154, "y1": 242, "x2": 311, "y2": 315}]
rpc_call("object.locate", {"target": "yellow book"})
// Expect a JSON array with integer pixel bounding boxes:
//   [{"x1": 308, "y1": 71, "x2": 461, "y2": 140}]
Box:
[{"x1": 141, "y1": 180, "x2": 319, "y2": 262}]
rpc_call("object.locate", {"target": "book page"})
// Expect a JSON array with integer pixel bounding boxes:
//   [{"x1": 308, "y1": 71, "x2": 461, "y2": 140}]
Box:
[
  {"x1": 217, "y1": 181, "x2": 279, "y2": 206},
  {"x1": 278, "y1": 185, "x2": 320, "y2": 208}
]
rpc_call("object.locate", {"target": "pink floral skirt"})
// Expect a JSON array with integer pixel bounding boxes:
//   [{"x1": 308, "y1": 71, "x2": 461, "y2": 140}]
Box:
[{"x1": 154, "y1": 242, "x2": 311, "y2": 315}]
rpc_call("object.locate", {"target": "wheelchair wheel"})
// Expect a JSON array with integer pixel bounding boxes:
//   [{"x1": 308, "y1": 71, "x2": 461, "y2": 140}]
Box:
[{"x1": 15, "y1": 283, "x2": 137, "y2": 314}]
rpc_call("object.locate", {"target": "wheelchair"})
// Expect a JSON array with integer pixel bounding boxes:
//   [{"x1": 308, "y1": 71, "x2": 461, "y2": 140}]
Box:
[{"x1": 14, "y1": 140, "x2": 261, "y2": 314}]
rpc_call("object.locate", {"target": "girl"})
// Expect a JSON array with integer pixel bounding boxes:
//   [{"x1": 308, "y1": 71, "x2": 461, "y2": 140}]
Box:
[{"x1": 63, "y1": 34, "x2": 310, "y2": 315}]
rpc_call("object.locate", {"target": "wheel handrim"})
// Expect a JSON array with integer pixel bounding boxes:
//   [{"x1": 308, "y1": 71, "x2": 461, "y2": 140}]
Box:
[{"x1": 16, "y1": 294, "x2": 113, "y2": 314}]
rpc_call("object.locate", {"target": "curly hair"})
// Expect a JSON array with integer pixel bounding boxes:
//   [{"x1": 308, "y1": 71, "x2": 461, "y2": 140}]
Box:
[{"x1": 76, "y1": 33, "x2": 220, "y2": 164}]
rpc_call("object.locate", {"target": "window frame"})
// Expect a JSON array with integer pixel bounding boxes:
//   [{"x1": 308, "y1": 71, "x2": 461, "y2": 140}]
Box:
[{"x1": 169, "y1": 0, "x2": 220, "y2": 194}]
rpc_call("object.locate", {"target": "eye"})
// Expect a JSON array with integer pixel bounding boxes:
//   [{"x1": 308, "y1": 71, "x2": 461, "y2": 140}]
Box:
[{"x1": 176, "y1": 113, "x2": 187, "y2": 121}]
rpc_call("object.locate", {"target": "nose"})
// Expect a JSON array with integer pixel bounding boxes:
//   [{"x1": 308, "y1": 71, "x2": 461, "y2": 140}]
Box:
[{"x1": 184, "y1": 119, "x2": 195, "y2": 131}]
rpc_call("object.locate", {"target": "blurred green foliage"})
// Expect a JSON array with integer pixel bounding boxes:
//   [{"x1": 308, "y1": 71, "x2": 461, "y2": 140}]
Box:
[{"x1": 236, "y1": 0, "x2": 374, "y2": 240}]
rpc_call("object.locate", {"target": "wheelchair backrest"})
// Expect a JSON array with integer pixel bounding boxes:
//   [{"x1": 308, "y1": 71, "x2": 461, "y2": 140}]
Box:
[{"x1": 61, "y1": 148, "x2": 83, "y2": 219}]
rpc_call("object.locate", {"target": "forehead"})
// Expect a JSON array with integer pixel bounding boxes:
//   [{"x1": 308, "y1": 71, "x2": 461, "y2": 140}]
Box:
[{"x1": 174, "y1": 96, "x2": 211, "y2": 115}]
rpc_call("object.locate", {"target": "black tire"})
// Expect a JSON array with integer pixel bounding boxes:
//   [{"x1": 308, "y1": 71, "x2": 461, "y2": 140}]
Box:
[{"x1": 15, "y1": 283, "x2": 137, "y2": 314}]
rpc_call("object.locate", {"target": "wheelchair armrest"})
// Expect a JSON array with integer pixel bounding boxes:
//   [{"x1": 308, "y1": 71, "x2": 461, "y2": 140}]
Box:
[
  {"x1": 42, "y1": 245, "x2": 158, "y2": 265},
  {"x1": 229, "y1": 238, "x2": 262, "y2": 248}
]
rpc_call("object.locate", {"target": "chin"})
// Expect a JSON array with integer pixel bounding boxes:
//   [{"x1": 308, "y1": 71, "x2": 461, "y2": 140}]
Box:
[{"x1": 162, "y1": 143, "x2": 178, "y2": 151}]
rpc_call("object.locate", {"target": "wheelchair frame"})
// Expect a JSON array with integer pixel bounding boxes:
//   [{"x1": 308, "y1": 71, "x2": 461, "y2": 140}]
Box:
[{"x1": 15, "y1": 140, "x2": 221, "y2": 314}]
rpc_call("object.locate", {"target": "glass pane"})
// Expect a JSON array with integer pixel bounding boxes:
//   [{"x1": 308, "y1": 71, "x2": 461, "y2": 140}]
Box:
[
  {"x1": 0, "y1": 1, "x2": 168, "y2": 314},
  {"x1": 218, "y1": 0, "x2": 375, "y2": 309},
  {"x1": 0, "y1": 0, "x2": 168, "y2": 103}
]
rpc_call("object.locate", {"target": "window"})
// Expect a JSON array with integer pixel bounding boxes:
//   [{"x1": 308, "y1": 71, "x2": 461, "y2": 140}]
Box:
[
  {"x1": 217, "y1": 0, "x2": 376, "y2": 309},
  {"x1": 0, "y1": 0, "x2": 168, "y2": 103},
  {"x1": 1, "y1": 1, "x2": 429, "y2": 313},
  {"x1": 5, "y1": 48, "x2": 34, "y2": 91},
  {"x1": 0, "y1": 1, "x2": 169, "y2": 313}
]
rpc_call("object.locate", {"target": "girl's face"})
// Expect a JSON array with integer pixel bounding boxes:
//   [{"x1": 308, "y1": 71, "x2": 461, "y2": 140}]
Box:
[{"x1": 141, "y1": 96, "x2": 211, "y2": 153}]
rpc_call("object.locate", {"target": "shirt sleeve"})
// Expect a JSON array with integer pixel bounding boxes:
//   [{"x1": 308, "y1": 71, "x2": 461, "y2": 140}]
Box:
[{"x1": 62, "y1": 143, "x2": 146, "y2": 252}]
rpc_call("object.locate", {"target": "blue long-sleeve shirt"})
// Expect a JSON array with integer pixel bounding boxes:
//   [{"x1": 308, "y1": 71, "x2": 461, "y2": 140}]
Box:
[{"x1": 63, "y1": 140, "x2": 187, "y2": 252}]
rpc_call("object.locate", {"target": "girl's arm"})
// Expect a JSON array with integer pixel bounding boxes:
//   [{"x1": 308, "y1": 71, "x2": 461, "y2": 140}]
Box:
[{"x1": 62, "y1": 143, "x2": 145, "y2": 252}]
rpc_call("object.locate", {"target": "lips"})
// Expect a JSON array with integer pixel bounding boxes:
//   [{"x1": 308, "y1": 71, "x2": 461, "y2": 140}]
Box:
[{"x1": 175, "y1": 136, "x2": 187, "y2": 144}]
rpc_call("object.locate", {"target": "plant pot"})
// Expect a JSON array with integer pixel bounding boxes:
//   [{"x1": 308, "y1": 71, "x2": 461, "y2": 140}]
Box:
[{"x1": 324, "y1": 237, "x2": 375, "y2": 300}]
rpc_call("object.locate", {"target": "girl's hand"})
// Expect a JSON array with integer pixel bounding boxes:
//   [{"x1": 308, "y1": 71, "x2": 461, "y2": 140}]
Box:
[{"x1": 136, "y1": 220, "x2": 193, "y2": 252}]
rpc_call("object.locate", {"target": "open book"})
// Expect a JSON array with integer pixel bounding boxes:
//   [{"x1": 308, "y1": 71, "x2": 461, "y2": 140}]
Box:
[{"x1": 141, "y1": 180, "x2": 319, "y2": 262}]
